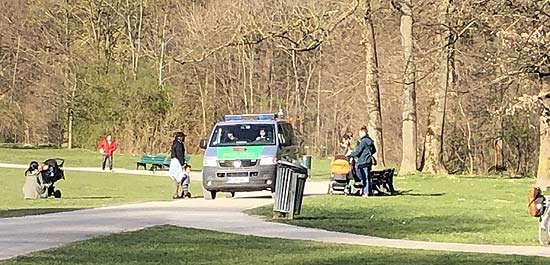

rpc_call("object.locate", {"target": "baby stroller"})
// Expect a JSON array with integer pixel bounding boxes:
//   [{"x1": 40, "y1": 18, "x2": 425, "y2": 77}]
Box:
[
  {"x1": 41, "y1": 158, "x2": 65, "y2": 198},
  {"x1": 328, "y1": 155, "x2": 364, "y2": 195},
  {"x1": 23, "y1": 159, "x2": 65, "y2": 199}
]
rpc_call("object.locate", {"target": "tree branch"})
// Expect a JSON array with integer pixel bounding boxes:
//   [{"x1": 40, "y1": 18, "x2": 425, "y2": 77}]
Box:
[{"x1": 173, "y1": 0, "x2": 359, "y2": 64}]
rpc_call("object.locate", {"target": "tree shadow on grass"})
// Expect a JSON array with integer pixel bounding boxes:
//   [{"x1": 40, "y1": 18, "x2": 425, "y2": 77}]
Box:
[
  {"x1": 297, "y1": 215, "x2": 367, "y2": 221},
  {"x1": 458, "y1": 175, "x2": 534, "y2": 180},
  {"x1": 332, "y1": 190, "x2": 445, "y2": 197},
  {"x1": 397, "y1": 189, "x2": 446, "y2": 197},
  {"x1": 63, "y1": 196, "x2": 121, "y2": 200},
  {"x1": 234, "y1": 195, "x2": 273, "y2": 199},
  {"x1": 234, "y1": 193, "x2": 319, "y2": 200},
  {"x1": 0, "y1": 208, "x2": 84, "y2": 218},
  {"x1": 290, "y1": 208, "x2": 501, "y2": 242}
]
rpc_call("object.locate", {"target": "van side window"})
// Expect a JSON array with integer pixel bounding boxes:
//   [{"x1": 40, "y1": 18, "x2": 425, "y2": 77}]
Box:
[{"x1": 277, "y1": 123, "x2": 286, "y2": 146}]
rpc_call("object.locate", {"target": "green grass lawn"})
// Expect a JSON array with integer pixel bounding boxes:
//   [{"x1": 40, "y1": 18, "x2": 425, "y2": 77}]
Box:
[
  {"x1": 0, "y1": 168, "x2": 203, "y2": 218},
  {"x1": 249, "y1": 173, "x2": 541, "y2": 246},
  {"x1": 309, "y1": 158, "x2": 331, "y2": 181},
  {"x1": 2, "y1": 225, "x2": 548, "y2": 265}
]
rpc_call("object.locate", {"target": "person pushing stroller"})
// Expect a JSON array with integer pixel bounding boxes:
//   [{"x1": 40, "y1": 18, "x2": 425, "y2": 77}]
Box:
[{"x1": 347, "y1": 126, "x2": 376, "y2": 197}]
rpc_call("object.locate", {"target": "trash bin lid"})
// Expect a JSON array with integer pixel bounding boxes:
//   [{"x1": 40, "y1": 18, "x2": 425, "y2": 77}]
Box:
[{"x1": 277, "y1": 160, "x2": 308, "y2": 175}]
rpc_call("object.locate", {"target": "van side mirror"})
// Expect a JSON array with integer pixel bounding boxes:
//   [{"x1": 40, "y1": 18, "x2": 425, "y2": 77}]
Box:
[{"x1": 199, "y1": 139, "x2": 208, "y2": 150}]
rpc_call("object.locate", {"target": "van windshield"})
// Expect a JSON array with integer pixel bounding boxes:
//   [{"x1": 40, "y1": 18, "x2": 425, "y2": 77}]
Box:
[{"x1": 209, "y1": 124, "x2": 276, "y2": 147}]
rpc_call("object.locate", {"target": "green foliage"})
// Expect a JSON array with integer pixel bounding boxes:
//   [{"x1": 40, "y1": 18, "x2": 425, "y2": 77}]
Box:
[{"x1": 73, "y1": 66, "x2": 173, "y2": 152}]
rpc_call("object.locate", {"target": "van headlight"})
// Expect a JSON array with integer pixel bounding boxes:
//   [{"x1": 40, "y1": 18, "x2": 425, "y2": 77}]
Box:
[
  {"x1": 203, "y1": 157, "x2": 218, "y2": 167},
  {"x1": 259, "y1": 157, "x2": 277, "y2": 165}
]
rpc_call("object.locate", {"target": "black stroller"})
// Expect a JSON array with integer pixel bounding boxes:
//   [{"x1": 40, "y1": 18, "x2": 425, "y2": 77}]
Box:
[{"x1": 39, "y1": 158, "x2": 65, "y2": 198}]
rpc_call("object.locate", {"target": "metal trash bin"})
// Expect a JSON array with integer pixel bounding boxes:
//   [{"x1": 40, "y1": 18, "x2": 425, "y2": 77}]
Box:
[{"x1": 273, "y1": 161, "x2": 309, "y2": 219}]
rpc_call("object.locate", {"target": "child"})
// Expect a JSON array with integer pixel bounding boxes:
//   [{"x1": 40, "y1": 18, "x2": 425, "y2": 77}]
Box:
[{"x1": 181, "y1": 165, "x2": 192, "y2": 199}]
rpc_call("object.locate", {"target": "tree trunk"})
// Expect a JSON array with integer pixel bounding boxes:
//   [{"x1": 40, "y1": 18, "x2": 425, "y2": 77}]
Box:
[
  {"x1": 316, "y1": 66, "x2": 322, "y2": 154},
  {"x1": 241, "y1": 48, "x2": 249, "y2": 113},
  {"x1": 396, "y1": 0, "x2": 418, "y2": 174},
  {"x1": 159, "y1": 14, "x2": 168, "y2": 87},
  {"x1": 537, "y1": 114, "x2": 550, "y2": 189},
  {"x1": 364, "y1": 0, "x2": 385, "y2": 168},
  {"x1": 194, "y1": 67, "x2": 208, "y2": 136},
  {"x1": 422, "y1": 0, "x2": 451, "y2": 174},
  {"x1": 64, "y1": 0, "x2": 74, "y2": 149},
  {"x1": 68, "y1": 108, "x2": 74, "y2": 149},
  {"x1": 248, "y1": 46, "x2": 254, "y2": 113},
  {"x1": 537, "y1": 79, "x2": 550, "y2": 188},
  {"x1": 136, "y1": 2, "x2": 143, "y2": 76},
  {"x1": 458, "y1": 99, "x2": 474, "y2": 175},
  {"x1": 292, "y1": 50, "x2": 300, "y2": 125}
]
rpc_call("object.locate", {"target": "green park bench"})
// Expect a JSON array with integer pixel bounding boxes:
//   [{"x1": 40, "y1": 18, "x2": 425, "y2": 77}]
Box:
[
  {"x1": 136, "y1": 154, "x2": 170, "y2": 172},
  {"x1": 136, "y1": 154, "x2": 191, "y2": 172}
]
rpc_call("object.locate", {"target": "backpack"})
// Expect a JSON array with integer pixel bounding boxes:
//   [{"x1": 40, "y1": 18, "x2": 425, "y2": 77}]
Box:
[{"x1": 528, "y1": 187, "x2": 545, "y2": 217}]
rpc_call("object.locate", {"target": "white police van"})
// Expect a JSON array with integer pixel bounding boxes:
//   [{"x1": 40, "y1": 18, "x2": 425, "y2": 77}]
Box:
[{"x1": 199, "y1": 113, "x2": 298, "y2": 200}]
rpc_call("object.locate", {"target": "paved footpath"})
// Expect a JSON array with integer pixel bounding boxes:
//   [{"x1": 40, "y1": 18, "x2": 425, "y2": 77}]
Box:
[{"x1": 1, "y1": 163, "x2": 550, "y2": 260}]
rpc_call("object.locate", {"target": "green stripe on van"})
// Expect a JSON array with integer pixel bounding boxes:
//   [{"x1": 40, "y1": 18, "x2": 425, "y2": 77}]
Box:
[{"x1": 216, "y1": 146, "x2": 264, "y2": 160}]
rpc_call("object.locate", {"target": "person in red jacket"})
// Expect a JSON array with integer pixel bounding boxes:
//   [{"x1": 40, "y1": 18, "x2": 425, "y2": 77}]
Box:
[{"x1": 98, "y1": 135, "x2": 117, "y2": 171}]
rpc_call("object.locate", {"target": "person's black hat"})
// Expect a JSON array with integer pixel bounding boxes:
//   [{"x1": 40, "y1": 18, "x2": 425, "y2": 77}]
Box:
[
  {"x1": 175, "y1": 131, "x2": 185, "y2": 138},
  {"x1": 29, "y1": 161, "x2": 39, "y2": 170}
]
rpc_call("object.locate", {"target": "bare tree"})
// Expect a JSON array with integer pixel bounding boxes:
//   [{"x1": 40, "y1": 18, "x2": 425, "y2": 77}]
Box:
[
  {"x1": 393, "y1": 0, "x2": 417, "y2": 174},
  {"x1": 422, "y1": 0, "x2": 452, "y2": 174},
  {"x1": 363, "y1": 0, "x2": 385, "y2": 167}
]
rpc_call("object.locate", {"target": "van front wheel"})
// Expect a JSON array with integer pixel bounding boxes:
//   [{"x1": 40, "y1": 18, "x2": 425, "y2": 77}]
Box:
[{"x1": 203, "y1": 189, "x2": 217, "y2": 200}]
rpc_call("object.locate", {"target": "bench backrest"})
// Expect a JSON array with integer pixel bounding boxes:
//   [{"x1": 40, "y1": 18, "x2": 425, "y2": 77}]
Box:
[
  {"x1": 372, "y1": 168, "x2": 396, "y2": 181},
  {"x1": 371, "y1": 170, "x2": 385, "y2": 178},
  {"x1": 139, "y1": 155, "x2": 167, "y2": 164}
]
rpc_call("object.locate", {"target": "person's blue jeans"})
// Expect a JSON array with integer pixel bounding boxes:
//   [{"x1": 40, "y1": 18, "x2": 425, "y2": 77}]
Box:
[
  {"x1": 356, "y1": 164, "x2": 372, "y2": 196},
  {"x1": 102, "y1": 155, "x2": 113, "y2": 170}
]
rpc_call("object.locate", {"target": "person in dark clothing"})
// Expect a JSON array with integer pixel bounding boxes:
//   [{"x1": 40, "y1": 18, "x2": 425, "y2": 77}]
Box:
[
  {"x1": 169, "y1": 131, "x2": 186, "y2": 199},
  {"x1": 171, "y1": 132, "x2": 186, "y2": 166},
  {"x1": 348, "y1": 126, "x2": 376, "y2": 197}
]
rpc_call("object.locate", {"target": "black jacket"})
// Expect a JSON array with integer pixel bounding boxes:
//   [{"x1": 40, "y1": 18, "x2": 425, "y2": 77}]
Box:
[{"x1": 171, "y1": 140, "x2": 185, "y2": 165}]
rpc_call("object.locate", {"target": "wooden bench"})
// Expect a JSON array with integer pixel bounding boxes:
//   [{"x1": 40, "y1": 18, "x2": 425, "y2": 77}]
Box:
[
  {"x1": 136, "y1": 155, "x2": 169, "y2": 172},
  {"x1": 136, "y1": 154, "x2": 191, "y2": 172},
  {"x1": 371, "y1": 168, "x2": 396, "y2": 195}
]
